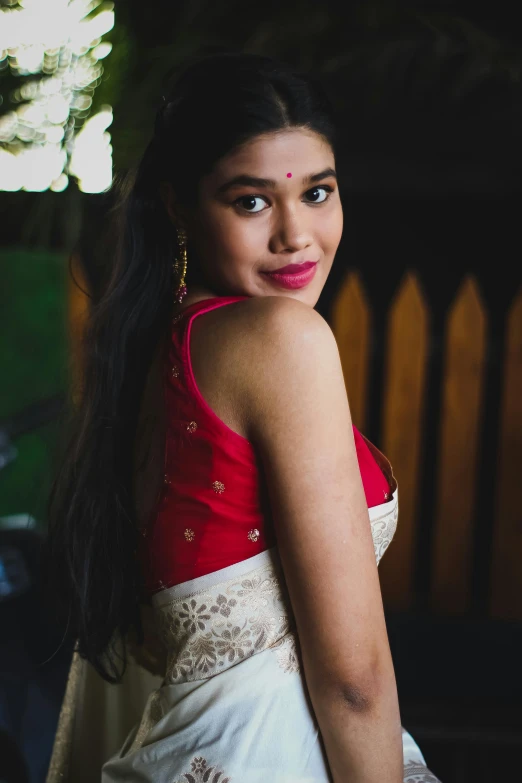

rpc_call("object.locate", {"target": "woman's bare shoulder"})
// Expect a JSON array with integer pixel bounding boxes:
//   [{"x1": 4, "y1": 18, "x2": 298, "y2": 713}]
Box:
[
  {"x1": 189, "y1": 295, "x2": 338, "y2": 442},
  {"x1": 227, "y1": 295, "x2": 337, "y2": 388},
  {"x1": 227, "y1": 296, "x2": 339, "y2": 418},
  {"x1": 235, "y1": 293, "x2": 330, "y2": 333}
]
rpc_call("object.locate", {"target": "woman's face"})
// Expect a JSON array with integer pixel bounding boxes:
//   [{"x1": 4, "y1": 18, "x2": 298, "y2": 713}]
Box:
[{"x1": 169, "y1": 127, "x2": 343, "y2": 307}]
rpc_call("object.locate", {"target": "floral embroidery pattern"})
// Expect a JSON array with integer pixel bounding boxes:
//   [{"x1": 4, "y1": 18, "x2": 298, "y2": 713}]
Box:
[
  {"x1": 154, "y1": 559, "x2": 293, "y2": 684},
  {"x1": 236, "y1": 574, "x2": 280, "y2": 611},
  {"x1": 403, "y1": 760, "x2": 441, "y2": 782},
  {"x1": 175, "y1": 756, "x2": 230, "y2": 783},
  {"x1": 210, "y1": 594, "x2": 237, "y2": 617},
  {"x1": 249, "y1": 612, "x2": 279, "y2": 649},
  {"x1": 215, "y1": 625, "x2": 253, "y2": 662},
  {"x1": 273, "y1": 633, "x2": 301, "y2": 674},
  {"x1": 178, "y1": 599, "x2": 211, "y2": 634},
  {"x1": 372, "y1": 500, "x2": 399, "y2": 565},
  {"x1": 153, "y1": 496, "x2": 398, "y2": 685}
]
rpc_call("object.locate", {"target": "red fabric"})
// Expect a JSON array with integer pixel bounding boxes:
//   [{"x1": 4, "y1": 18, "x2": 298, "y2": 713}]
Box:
[{"x1": 138, "y1": 296, "x2": 391, "y2": 595}]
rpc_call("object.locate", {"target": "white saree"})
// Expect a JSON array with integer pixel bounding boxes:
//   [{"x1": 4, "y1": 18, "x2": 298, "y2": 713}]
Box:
[{"x1": 46, "y1": 491, "x2": 441, "y2": 782}]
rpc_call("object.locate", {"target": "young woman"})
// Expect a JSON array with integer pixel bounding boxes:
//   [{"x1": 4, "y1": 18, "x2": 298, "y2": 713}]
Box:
[{"x1": 45, "y1": 52, "x2": 440, "y2": 783}]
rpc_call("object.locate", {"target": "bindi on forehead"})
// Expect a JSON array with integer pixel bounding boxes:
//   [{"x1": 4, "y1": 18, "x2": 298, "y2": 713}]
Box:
[{"x1": 286, "y1": 172, "x2": 292, "y2": 178}]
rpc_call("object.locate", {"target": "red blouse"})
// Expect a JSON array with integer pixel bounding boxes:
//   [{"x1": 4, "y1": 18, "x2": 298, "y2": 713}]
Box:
[{"x1": 138, "y1": 296, "x2": 391, "y2": 595}]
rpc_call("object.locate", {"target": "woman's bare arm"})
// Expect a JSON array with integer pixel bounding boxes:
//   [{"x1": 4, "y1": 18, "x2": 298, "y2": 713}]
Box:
[{"x1": 236, "y1": 296, "x2": 403, "y2": 783}]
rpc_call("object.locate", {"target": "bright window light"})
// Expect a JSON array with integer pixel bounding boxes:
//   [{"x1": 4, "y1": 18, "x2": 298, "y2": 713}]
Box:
[{"x1": 0, "y1": 0, "x2": 115, "y2": 192}]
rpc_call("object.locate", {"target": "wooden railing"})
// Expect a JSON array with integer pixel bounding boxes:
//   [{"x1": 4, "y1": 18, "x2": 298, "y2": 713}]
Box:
[{"x1": 331, "y1": 271, "x2": 522, "y2": 621}]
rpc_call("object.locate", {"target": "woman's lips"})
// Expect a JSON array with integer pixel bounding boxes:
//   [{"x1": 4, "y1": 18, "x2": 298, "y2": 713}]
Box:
[
  {"x1": 269, "y1": 261, "x2": 317, "y2": 274},
  {"x1": 262, "y1": 261, "x2": 318, "y2": 290}
]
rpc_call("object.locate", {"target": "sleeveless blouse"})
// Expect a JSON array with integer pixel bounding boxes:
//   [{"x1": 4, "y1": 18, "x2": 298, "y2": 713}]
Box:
[{"x1": 138, "y1": 296, "x2": 393, "y2": 596}]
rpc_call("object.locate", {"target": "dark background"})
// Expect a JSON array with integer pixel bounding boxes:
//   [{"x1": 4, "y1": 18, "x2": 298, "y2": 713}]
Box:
[{"x1": 1, "y1": 2, "x2": 521, "y2": 781}]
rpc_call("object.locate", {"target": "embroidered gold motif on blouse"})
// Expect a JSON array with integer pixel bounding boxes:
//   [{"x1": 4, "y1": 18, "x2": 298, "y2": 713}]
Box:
[{"x1": 212, "y1": 480, "x2": 225, "y2": 494}]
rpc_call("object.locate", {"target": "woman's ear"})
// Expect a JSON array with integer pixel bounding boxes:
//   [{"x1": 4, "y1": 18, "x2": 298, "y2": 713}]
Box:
[{"x1": 159, "y1": 181, "x2": 186, "y2": 229}]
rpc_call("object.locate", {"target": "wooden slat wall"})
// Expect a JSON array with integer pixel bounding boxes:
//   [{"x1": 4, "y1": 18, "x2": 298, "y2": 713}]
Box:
[
  {"x1": 331, "y1": 271, "x2": 370, "y2": 431},
  {"x1": 332, "y1": 270, "x2": 521, "y2": 619},
  {"x1": 431, "y1": 277, "x2": 487, "y2": 614},
  {"x1": 379, "y1": 273, "x2": 429, "y2": 609},
  {"x1": 490, "y1": 288, "x2": 522, "y2": 620}
]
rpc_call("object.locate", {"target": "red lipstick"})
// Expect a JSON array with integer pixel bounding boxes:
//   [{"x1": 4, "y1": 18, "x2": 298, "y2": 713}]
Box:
[{"x1": 262, "y1": 261, "x2": 318, "y2": 290}]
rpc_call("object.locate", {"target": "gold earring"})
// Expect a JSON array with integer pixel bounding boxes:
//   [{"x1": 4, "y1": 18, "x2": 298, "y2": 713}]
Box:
[{"x1": 173, "y1": 228, "x2": 188, "y2": 304}]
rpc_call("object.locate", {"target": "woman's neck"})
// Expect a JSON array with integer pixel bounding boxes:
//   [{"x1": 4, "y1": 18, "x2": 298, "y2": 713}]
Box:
[{"x1": 174, "y1": 284, "x2": 220, "y2": 311}]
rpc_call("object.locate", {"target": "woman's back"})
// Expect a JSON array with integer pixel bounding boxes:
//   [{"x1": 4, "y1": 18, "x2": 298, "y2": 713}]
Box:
[
  {"x1": 135, "y1": 296, "x2": 274, "y2": 593},
  {"x1": 135, "y1": 295, "x2": 394, "y2": 596}
]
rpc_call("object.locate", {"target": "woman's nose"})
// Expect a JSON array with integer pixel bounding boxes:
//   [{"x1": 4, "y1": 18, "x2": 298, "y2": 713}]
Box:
[{"x1": 270, "y1": 208, "x2": 314, "y2": 254}]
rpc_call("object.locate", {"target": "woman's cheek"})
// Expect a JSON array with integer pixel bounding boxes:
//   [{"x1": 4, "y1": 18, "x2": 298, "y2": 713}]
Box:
[
  {"x1": 321, "y1": 210, "x2": 343, "y2": 252},
  {"x1": 229, "y1": 219, "x2": 264, "y2": 256}
]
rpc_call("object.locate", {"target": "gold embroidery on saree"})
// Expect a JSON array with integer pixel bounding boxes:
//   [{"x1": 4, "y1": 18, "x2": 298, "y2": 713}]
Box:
[
  {"x1": 126, "y1": 690, "x2": 163, "y2": 754},
  {"x1": 273, "y1": 633, "x2": 301, "y2": 674},
  {"x1": 154, "y1": 563, "x2": 292, "y2": 683},
  {"x1": 175, "y1": 756, "x2": 231, "y2": 783},
  {"x1": 153, "y1": 496, "x2": 398, "y2": 685},
  {"x1": 45, "y1": 649, "x2": 84, "y2": 783},
  {"x1": 372, "y1": 500, "x2": 399, "y2": 565},
  {"x1": 403, "y1": 759, "x2": 442, "y2": 782}
]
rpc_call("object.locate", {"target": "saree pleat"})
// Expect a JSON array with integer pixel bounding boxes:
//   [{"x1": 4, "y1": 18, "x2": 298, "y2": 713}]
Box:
[{"x1": 45, "y1": 646, "x2": 162, "y2": 782}]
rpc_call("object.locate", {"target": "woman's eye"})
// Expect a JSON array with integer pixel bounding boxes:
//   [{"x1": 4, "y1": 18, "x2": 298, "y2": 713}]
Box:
[
  {"x1": 235, "y1": 195, "x2": 267, "y2": 213},
  {"x1": 305, "y1": 186, "x2": 331, "y2": 204}
]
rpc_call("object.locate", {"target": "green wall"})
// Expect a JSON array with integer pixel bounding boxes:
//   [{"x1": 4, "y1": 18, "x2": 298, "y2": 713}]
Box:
[{"x1": 0, "y1": 249, "x2": 69, "y2": 529}]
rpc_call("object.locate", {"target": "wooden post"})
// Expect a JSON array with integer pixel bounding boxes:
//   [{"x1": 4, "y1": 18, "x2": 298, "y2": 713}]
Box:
[
  {"x1": 331, "y1": 271, "x2": 371, "y2": 431},
  {"x1": 380, "y1": 272, "x2": 429, "y2": 609},
  {"x1": 432, "y1": 277, "x2": 487, "y2": 614},
  {"x1": 490, "y1": 288, "x2": 522, "y2": 619}
]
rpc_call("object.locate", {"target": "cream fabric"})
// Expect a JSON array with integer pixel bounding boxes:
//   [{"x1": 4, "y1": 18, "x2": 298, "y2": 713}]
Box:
[{"x1": 47, "y1": 491, "x2": 441, "y2": 782}]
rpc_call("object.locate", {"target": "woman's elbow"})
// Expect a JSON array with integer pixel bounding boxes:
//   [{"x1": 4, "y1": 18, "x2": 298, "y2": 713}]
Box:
[
  {"x1": 334, "y1": 680, "x2": 376, "y2": 713},
  {"x1": 316, "y1": 662, "x2": 398, "y2": 716}
]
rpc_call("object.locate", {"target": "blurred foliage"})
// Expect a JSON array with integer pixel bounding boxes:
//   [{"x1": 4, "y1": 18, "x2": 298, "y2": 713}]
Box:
[
  {"x1": 89, "y1": 14, "x2": 133, "y2": 121},
  {"x1": 0, "y1": 0, "x2": 126, "y2": 121},
  {"x1": 0, "y1": 249, "x2": 69, "y2": 527}
]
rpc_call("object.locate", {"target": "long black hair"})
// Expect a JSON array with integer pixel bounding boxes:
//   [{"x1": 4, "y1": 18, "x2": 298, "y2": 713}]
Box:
[{"x1": 45, "y1": 51, "x2": 338, "y2": 683}]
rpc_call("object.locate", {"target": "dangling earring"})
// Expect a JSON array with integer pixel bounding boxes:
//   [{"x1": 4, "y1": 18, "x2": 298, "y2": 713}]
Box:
[{"x1": 173, "y1": 228, "x2": 188, "y2": 304}]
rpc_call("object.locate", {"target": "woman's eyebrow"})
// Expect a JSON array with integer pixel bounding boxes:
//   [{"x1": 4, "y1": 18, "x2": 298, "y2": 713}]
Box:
[
  {"x1": 216, "y1": 167, "x2": 337, "y2": 194},
  {"x1": 306, "y1": 167, "x2": 337, "y2": 185}
]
